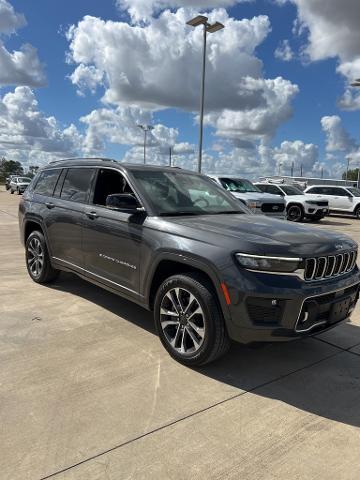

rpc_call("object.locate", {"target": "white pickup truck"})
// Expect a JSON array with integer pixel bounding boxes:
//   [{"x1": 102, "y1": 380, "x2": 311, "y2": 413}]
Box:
[
  {"x1": 255, "y1": 183, "x2": 329, "y2": 222},
  {"x1": 209, "y1": 176, "x2": 286, "y2": 218}
]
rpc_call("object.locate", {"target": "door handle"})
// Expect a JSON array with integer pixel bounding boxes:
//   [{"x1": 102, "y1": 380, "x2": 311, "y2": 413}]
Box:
[
  {"x1": 45, "y1": 202, "x2": 55, "y2": 209},
  {"x1": 86, "y1": 211, "x2": 98, "y2": 219}
]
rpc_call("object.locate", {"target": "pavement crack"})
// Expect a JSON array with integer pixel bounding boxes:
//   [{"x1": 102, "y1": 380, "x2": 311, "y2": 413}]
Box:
[{"x1": 38, "y1": 347, "x2": 344, "y2": 480}]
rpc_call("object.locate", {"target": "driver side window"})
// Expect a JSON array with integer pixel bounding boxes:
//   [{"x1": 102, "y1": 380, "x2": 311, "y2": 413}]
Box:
[{"x1": 92, "y1": 169, "x2": 136, "y2": 207}]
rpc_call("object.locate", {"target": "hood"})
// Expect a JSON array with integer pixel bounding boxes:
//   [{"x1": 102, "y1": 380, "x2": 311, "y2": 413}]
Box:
[
  {"x1": 230, "y1": 192, "x2": 285, "y2": 203},
  {"x1": 156, "y1": 214, "x2": 357, "y2": 257}
]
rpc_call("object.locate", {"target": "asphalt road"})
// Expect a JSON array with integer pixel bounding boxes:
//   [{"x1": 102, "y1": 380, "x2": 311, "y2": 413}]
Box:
[{"x1": 1, "y1": 187, "x2": 360, "y2": 480}]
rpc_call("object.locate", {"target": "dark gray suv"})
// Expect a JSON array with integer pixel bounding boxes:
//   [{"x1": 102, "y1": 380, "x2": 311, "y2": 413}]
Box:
[{"x1": 19, "y1": 159, "x2": 360, "y2": 365}]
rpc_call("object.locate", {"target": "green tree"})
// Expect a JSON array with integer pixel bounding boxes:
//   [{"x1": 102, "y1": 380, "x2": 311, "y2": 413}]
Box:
[
  {"x1": 342, "y1": 168, "x2": 359, "y2": 182},
  {"x1": 0, "y1": 158, "x2": 24, "y2": 182}
]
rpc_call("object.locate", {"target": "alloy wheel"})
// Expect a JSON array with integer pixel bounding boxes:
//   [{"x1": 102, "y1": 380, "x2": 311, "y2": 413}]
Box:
[
  {"x1": 287, "y1": 205, "x2": 302, "y2": 222},
  {"x1": 27, "y1": 237, "x2": 44, "y2": 277},
  {"x1": 160, "y1": 287, "x2": 206, "y2": 355}
]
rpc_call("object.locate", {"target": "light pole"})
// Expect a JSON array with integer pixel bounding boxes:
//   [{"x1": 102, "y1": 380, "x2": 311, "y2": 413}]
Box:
[
  {"x1": 137, "y1": 124, "x2": 154, "y2": 164},
  {"x1": 186, "y1": 15, "x2": 224, "y2": 173},
  {"x1": 346, "y1": 157, "x2": 350, "y2": 185}
]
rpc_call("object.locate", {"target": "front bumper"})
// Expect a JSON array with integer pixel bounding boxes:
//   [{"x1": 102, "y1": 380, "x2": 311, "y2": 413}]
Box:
[
  {"x1": 223, "y1": 267, "x2": 360, "y2": 344},
  {"x1": 304, "y1": 205, "x2": 329, "y2": 217}
]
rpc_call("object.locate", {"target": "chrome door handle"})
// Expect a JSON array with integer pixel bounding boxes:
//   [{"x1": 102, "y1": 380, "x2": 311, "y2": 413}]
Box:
[
  {"x1": 45, "y1": 202, "x2": 55, "y2": 209},
  {"x1": 86, "y1": 211, "x2": 98, "y2": 219}
]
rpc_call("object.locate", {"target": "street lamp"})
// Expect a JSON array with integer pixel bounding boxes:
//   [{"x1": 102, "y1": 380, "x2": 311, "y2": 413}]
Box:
[
  {"x1": 137, "y1": 124, "x2": 154, "y2": 164},
  {"x1": 186, "y1": 15, "x2": 224, "y2": 173}
]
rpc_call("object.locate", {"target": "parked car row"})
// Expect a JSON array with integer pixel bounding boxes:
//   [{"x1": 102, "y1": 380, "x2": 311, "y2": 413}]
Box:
[{"x1": 18, "y1": 159, "x2": 360, "y2": 366}]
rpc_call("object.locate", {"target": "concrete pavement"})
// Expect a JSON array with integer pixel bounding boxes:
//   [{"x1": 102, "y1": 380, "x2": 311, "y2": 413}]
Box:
[{"x1": 1, "y1": 187, "x2": 360, "y2": 480}]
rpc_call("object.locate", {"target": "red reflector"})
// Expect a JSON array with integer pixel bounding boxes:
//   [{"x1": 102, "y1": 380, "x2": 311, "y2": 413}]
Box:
[{"x1": 221, "y1": 283, "x2": 231, "y2": 305}]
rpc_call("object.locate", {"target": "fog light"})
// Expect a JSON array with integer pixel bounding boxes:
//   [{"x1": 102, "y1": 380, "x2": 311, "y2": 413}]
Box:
[{"x1": 299, "y1": 309, "x2": 309, "y2": 324}]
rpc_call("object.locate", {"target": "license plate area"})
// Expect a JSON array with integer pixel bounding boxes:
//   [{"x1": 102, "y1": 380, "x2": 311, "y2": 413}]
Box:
[{"x1": 329, "y1": 297, "x2": 352, "y2": 324}]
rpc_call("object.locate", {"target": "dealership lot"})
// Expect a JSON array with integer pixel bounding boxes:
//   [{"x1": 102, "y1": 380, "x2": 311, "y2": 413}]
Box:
[{"x1": 2, "y1": 186, "x2": 360, "y2": 480}]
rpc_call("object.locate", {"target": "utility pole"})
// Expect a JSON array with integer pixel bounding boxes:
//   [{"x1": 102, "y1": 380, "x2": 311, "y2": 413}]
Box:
[
  {"x1": 137, "y1": 124, "x2": 154, "y2": 164},
  {"x1": 346, "y1": 158, "x2": 350, "y2": 185},
  {"x1": 291, "y1": 161, "x2": 294, "y2": 177},
  {"x1": 300, "y1": 164, "x2": 303, "y2": 177},
  {"x1": 169, "y1": 146, "x2": 172, "y2": 167}
]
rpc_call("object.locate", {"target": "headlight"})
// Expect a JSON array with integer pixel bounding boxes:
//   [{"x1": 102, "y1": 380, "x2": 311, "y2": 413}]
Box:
[
  {"x1": 236, "y1": 253, "x2": 302, "y2": 273},
  {"x1": 247, "y1": 201, "x2": 261, "y2": 209}
]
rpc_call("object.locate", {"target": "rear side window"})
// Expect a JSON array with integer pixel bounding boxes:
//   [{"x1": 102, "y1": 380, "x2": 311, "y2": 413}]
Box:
[
  {"x1": 34, "y1": 169, "x2": 61, "y2": 196},
  {"x1": 60, "y1": 168, "x2": 95, "y2": 203}
]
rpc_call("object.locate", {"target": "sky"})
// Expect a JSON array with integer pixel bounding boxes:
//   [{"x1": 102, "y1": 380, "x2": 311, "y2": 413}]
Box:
[{"x1": 1, "y1": 0, "x2": 360, "y2": 179}]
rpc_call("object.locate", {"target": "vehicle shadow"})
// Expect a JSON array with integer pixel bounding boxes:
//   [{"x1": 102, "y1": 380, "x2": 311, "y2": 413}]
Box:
[
  {"x1": 48, "y1": 272, "x2": 360, "y2": 428},
  {"x1": 317, "y1": 219, "x2": 353, "y2": 226}
]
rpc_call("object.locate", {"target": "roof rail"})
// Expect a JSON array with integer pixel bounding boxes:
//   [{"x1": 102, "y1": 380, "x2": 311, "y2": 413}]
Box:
[{"x1": 47, "y1": 157, "x2": 117, "y2": 165}]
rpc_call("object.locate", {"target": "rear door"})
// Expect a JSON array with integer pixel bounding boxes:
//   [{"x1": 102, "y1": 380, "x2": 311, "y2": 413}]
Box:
[
  {"x1": 45, "y1": 167, "x2": 96, "y2": 268},
  {"x1": 82, "y1": 168, "x2": 142, "y2": 295}
]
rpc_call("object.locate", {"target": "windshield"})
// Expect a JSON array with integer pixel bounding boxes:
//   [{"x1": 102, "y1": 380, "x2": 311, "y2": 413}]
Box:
[
  {"x1": 347, "y1": 187, "x2": 360, "y2": 196},
  {"x1": 219, "y1": 177, "x2": 261, "y2": 193},
  {"x1": 132, "y1": 170, "x2": 246, "y2": 216},
  {"x1": 281, "y1": 185, "x2": 303, "y2": 196},
  {"x1": 17, "y1": 177, "x2": 31, "y2": 183}
]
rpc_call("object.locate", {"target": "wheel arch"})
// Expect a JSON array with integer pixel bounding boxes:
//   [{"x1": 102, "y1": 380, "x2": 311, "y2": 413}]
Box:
[{"x1": 147, "y1": 254, "x2": 230, "y2": 319}]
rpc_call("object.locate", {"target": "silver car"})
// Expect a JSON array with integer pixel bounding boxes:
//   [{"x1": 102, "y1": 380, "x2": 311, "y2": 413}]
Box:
[{"x1": 209, "y1": 176, "x2": 286, "y2": 218}]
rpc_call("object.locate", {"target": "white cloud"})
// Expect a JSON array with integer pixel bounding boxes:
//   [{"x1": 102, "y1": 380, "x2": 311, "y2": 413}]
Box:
[
  {"x1": 0, "y1": 87, "x2": 83, "y2": 165},
  {"x1": 0, "y1": 0, "x2": 25, "y2": 34},
  {"x1": 0, "y1": 0, "x2": 45, "y2": 87},
  {"x1": 203, "y1": 76, "x2": 299, "y2": 141},
  {"x1": 273, "y1": 140, "x2": 318, "y2": 175},
  {"x1": 67, "y1": 10, "x2": 271, "y2": 111},
  {"x1": 80, "y1": 106, "x2": 179, "y2": 155},
  {"x1": 321, "y1": 115, "x2": 356, "y2": 152},
  {"x1": 337, "y1": 88, "x2": 360, "y2": 111},
  {"x1": 276, "y1": 0, "x2": 360, "y2": 107},
  {"x1": 274, "y1": 39, "x2": 293, "y2": 61},
  {"x1": 115, "y1": 0, "x2": 250, "y2": 23}
]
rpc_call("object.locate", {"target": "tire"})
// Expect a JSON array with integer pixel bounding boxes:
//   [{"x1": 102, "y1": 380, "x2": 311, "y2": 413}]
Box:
[
  {"x1": 10, "y1": 189, "x2": 14, "y2": 194},
  {"x1": 16, "y1": 188, "x2": 20, "y2": 195},
  {"x1": 25, "y1": 231, "x2": 59, "y2": 283},
  {"x1": 287, "y1": 204, "x2": 304, "y2": 222},
  {"x1": 154, "y1": 273, "x2": 230, "y2": 366},
  {"x1": 355, "y1": 206, "x2": 360, "y2": 219}
]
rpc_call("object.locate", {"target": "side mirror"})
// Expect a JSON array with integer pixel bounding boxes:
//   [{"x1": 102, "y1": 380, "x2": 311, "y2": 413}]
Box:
[{"x1": 106, "y1": 193, "x2": 144, "y2": 213}]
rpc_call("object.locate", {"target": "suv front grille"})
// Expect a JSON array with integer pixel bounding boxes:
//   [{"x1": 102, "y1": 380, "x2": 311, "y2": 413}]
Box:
[
  {"x1": 261, "y1": 203, "x2": 285, "y2": 213},
  {"x1": 304, "y1": 251, "x2": 357, "y2": 281}
]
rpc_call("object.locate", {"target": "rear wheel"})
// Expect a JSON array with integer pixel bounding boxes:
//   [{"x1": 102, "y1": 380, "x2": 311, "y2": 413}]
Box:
[
  {"x1": 10, "y1": 189, "x2": 14, "y2": 194},
  {"x1": 25, "y1": 231, "x2": 59, "y2": 283},
  {"x1": 154, "y1": 273, "x2": 230, "y2": 366},
  {"x1": 287, "y1": 204, "x2": 304, "y2": 222},
  {"x1": 355, "y1": 206, "x2": 360, "y2": 219}
]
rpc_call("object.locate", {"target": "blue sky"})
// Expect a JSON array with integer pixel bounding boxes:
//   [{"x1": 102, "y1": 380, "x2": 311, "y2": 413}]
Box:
[{"x1": 1, "y1": 0, "x2": 360, "y2": 178}]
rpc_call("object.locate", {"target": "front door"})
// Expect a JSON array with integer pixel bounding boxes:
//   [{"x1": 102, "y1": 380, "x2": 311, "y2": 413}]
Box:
[{"x1": 82, "y1": 168, "x2": 141, "y2": 295}]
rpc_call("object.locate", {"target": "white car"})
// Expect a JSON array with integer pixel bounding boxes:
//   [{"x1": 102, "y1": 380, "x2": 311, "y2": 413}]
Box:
[
  {"x1": 304, "y1": 185, "x2": 360, "y2": 218},
  {"x1": 255, "y1": 183, "x2": 329, "y2": 222},
  {"x1": 9, "y1": 176, "x2": 32, "y2": 194},
  {"x1": 209, "y1": 176, "x2": 286, "y2": 218}
]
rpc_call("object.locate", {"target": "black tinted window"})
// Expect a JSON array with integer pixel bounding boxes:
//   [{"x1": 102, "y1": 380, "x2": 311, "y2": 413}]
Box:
[
  {"x1": 307, "y1": 187, "x2": 322, "y2": 194},
  {"x1": 61, "y1": 168, "x2": 95, "y2": 203},
  {"x1": 327, "y1": 187, "x2": 348, "y2": 196},
  {"x1": 34, "y1": 169, "x2": 61, "y2": 196},
  {"x1": 53, "y1": 169, "x2": 67, "y2": 197}
]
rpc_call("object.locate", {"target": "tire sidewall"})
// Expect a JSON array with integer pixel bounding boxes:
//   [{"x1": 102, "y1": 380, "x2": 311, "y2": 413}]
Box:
[
  {"x1": 25, "y1": 231, "x2": 49, "y2": 283},
  {"x1": 287, "y1": 204, "x2": 303, "y2": 222},
  {"x1": 154, "y1": 275, "x2": 218, "y2": 366}
]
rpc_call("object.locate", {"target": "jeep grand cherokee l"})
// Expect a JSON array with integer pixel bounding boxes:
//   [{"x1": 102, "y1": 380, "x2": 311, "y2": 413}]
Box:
[{"x1": 19, "y1": 159, "x2": 360, "y2": 366}]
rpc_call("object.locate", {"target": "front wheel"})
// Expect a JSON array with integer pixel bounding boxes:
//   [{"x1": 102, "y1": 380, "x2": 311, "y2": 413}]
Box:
[
  {"x1": 355, "y1": 206, "x2": 360, "y2": 219},
  {"x1": 25, "y1": 231, "x2": 59, "y2": 283},
  {"x1": 154, "y1": 273, "x2": 230, "y2": 366},
  {"x1": 287, "y1": 204, "x2": 304, "y2": 222},
  {"x1": 10, "y1": 189, "x2": 14, "y2": 194}
]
